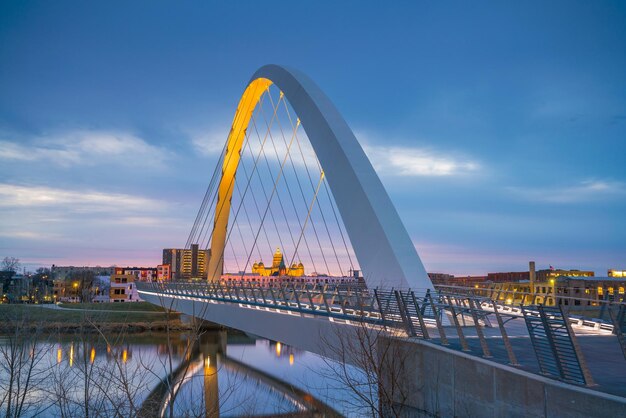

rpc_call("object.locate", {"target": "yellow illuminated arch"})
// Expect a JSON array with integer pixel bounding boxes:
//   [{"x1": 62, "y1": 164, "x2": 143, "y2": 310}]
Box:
[{"x1": 207, "y1": 65, "x2": 433, "y2": 291}]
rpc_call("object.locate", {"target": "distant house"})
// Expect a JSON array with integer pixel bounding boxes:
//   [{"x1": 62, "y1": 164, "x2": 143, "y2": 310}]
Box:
[
  {"x1": 114, "y1": 267, "x2": 158, "y2": 282},
  {"x1": 109, "y1": 274, "x2": 140, "y2": 302}
]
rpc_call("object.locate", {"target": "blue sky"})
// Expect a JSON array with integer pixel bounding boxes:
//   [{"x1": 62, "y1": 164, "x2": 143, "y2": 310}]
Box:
[{"x1": 0, "y1": 1, "x2": 625, "y2": 275}]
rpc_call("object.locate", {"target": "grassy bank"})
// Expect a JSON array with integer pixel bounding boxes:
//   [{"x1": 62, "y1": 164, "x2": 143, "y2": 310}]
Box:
[
  {"x1": 0, "y1": 303, "x2": 187, "y2": 333},
  {"x1": 58, "y1": 302, "x2": 167, "y2": 312}
]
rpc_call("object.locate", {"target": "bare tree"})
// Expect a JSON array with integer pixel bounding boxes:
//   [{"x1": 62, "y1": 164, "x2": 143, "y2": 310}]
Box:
[
  {"x1": 68, "y1": 270, "x2": 96, "y2": 303},
  {"x1": 0, "y1": 307, "x2": 53, "y2": 417},
  {"x1": 1, "y1": 257, "x2": 20, "y2": 272},
  {"x1": 47, "y1": 312, "x2": 160, "y2": 417},
  {"x1": 318, "y1": 320, "x2": 419, "y2": 418}
]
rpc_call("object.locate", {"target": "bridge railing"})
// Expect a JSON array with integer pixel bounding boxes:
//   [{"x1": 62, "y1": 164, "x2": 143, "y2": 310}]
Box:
[
  {"x1": 435, "y1": 283, "x2": 626, "y2": 330},
  {"x1": 140, "y1": 280, "x2": 386, "y2": 325},
  {"x1": 138, "y1": 280, "x2": 626, "y2": 389}
]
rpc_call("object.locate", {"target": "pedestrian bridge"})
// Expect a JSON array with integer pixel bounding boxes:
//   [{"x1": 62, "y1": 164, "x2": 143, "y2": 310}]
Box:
[
  {"x1": 142, "y1": 65, "x2": 626, "y2": 416},
  {"x1": 138, "y1": 280, "x2": 626, "y2": 393}
]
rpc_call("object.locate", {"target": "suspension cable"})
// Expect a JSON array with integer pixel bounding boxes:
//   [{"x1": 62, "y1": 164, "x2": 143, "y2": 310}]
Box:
[
  {"x1": 196, "y1": 87, "x2": 268, "y2": 253},
  {"x1": 269, "y1": 92, "x2": 333, "y2": 275},
  {"x1": 247, "y1": 96, "x2": 289, "y2": 258},
  {"x1": 258, "y1": 91, "x2": 322, "y2": 274},
  {"x1": 239, "y1": 97, "x2": 299, "y2": 280},
  {"x1": 266, "y1": 92, "x2": 320, "y2": 273},
  {"x1": 288, "y1": 171, "x2": 325, "y2": 270},
  {"x1": 185, "y1": 137, "x2": 228, "y2": 249},
  {"x1": 207, "y1": 89, "x2": 283, "y2": 280}
]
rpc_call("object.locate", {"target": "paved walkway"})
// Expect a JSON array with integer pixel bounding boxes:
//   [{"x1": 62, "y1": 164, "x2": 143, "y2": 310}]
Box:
[
  {"x1": 35, "y1": 304, "x2": 166, "y2": 315},
  {"x1": 428, "y1": 315, "x2": 626, "y2": 398}
]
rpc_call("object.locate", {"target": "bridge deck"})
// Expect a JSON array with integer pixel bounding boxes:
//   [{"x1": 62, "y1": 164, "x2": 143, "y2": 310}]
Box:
[{"x1": 138, "y1": 281, "x2": 626, "y2": 398}]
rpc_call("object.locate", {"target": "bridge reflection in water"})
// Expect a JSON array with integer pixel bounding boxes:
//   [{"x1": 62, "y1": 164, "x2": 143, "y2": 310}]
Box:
[{"x1": 138, "y1": 331, "x2": 340, "y2": 418}]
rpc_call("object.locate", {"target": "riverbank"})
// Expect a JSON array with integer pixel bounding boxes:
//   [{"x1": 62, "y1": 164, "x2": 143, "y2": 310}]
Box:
[{"x1": 0, "y1": 303, "x2": 219, "y2": 333}]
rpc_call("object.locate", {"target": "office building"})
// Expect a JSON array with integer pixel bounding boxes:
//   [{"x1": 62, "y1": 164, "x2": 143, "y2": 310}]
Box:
[{"x1": 163, "y1": 244, "x2": 211, "y2": 279}]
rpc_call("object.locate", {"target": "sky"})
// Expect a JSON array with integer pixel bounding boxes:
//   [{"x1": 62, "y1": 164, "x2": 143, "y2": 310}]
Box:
[{"x1": 0, "y1": 1, "x2": 625, "y2": 275}]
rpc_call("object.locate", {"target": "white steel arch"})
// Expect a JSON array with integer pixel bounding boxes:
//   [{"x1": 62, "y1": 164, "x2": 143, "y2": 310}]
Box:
[{"x1": 208, "y1": 64, "x2": 433, "y2": 291}]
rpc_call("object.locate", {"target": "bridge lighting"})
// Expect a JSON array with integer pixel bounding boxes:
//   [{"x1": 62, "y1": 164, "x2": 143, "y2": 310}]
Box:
[
  {"x1": 205, "y1": 356, "x2": 211, "y2": 368},
  {"x1": 201, "y1": 64, "x2": 433, "y2": 290},
  {"x1": 90, "y1": 347, "x2": 96, "y2": 364},
  {"x1": 122, "y1": 349, "x2": 128, "y2": 363},
  {"x1": 69, "y1": 344, "x2": 74, "y2": 367},
  {"x1": 289, "y1": 353, "x2": 294, "y2": 366},
  {"x1": 57, "y1": 348, "x2": 62, "y2": 364},
  {"x1": 275, "y1": 341, "x2": 282, "y2": 357}
]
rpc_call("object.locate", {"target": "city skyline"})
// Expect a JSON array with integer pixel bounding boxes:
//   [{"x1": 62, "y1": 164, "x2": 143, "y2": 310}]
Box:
[{"x1": 1, "y1": 1, "x2": 625, "y2": 275}]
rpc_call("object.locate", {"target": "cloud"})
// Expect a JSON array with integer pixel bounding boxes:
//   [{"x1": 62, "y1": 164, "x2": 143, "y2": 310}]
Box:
[
  {"x1": 0, "y1": 230, "x2": 56, "y2": 240},
  {"x1": 353, "y1": 130, "x2": 480, "y2": 177},
  {"x1": 190, "y1": 127, "x2": 229, "y2": 156},
  {"x1": 361, "y1": 144, "x2": 479, "y2": 177},
  {"x1": 0, "y1": 130, "x2": 167, "y2": 167},
  {"x1": 0, "y1": 183, "x2": 163, "y2": 212},
  {"x1": 192, "y1": 125, "x2": 480, "y2": 177},
  {"x1": 507, "y1": 180, "x2": 626, "y2": 203}
]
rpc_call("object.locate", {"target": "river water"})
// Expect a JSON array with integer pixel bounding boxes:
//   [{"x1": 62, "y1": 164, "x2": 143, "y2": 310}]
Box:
[{"x1": 0, "y1": 330, "x2": 368, "y2": 417}]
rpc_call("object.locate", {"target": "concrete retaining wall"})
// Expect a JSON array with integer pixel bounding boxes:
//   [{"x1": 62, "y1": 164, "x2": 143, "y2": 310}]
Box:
[{"x1": 389, "y1": 338, "x2": 626, "y2": 418}]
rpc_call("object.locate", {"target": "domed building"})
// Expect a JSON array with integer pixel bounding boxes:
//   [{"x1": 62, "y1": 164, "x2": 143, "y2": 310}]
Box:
[{"x1": 252, "y1": 248, "x2": 305, "y2": 277}]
